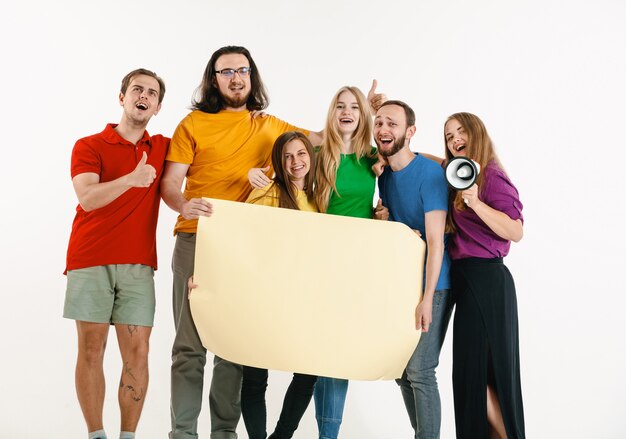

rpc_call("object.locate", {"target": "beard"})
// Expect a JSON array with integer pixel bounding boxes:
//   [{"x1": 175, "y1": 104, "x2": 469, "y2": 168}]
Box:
[
  {"x1": 222, "y1": 88, "x2": 251, "y2": 109},
  {"x1": 223, "y1": 94, "x2": 249, "y2": 109},
  {"x1": 377, "y1": 135, "x2": 406, "y2": 157}
]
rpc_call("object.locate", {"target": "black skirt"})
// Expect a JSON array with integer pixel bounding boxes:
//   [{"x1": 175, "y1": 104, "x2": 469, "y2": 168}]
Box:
[{"x1": 451, "y1": 257, "x2": 525, "y2": 439}]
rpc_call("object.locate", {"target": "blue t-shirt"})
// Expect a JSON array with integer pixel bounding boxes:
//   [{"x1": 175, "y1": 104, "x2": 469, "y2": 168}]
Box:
[{"x1": 378, "y1": 153, "x2": 451, "y2": 290}]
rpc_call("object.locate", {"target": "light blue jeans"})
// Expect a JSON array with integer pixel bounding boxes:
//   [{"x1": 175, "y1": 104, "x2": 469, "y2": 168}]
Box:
[
  {"x1": 396, "y1": 289, "x2": 453, "y2": 439},
  {"x1": 313, "y1": 376, "x2": 348, "y2": 439}
]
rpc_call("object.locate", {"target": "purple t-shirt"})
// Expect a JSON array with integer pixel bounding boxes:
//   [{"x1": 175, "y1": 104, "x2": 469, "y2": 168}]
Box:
[{"x1": 449, "y1": 162, "x2": 523, "y2": 260}]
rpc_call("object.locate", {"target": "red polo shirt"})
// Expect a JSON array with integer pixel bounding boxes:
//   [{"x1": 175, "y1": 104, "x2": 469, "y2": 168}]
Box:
[{"x1": 65, "y1": 124, "x2": 169, "y2": 273}]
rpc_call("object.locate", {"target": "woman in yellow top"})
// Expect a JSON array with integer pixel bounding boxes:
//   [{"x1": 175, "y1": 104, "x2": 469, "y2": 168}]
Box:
[
  {"x1": 248, "y1": 86, "x2": 379, "y2": 439},
  {"x1": 242, "y1": 131, "x2": 318, "y2": 439}
]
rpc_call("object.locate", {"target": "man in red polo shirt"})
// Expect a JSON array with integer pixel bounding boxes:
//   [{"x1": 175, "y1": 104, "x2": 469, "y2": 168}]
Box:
[{"x1": 63, "y1": 68, "x2": 169, "y2": 439}]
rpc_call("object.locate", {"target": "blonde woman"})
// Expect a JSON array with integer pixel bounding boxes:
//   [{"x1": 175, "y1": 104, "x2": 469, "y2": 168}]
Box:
[
  {"x1": 248, "y1": 85, "x2": 379, "y2": 439},
  {"x1": 312, "y1": 86, "x2": 378, "y2": 439}
]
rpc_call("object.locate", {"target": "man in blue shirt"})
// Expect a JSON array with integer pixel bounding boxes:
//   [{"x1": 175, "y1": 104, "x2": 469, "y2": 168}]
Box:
[{"x1": 374, "y1": 100, "x2": 453, "y2": 439}]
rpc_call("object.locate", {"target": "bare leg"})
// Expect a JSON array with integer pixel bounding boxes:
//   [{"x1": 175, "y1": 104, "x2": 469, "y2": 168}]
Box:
[
  {"x1": 76, "y1": 321, "x2": 110, "y2": 432},
  {"x1": 116, "y1": 324, "x2": 152, "y2": 432},
  {"x1": 487, "y1": 384, "x2": 507, "y2": 439}
]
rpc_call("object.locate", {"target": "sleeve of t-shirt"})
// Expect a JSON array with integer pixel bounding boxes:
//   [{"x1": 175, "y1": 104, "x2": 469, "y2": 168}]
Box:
[
  {"x1": 269, "y1": 115, "x2": 310, "y2": 137},
  {"x1": 166, "y1": 115, "x2": 195, "y2": 164},
  {"x1": 366, "y1": 147, "x2": 378, "y2": 167},
  {"x1": 71, "y1": 139, "x2": 101, "y2": 179},
  {"x1": 485, "y1": 169, "x2": 524, "y2": 223},
  {"x1": 422, "y1": 164, "x2": 449, "y2": 213},
  {"x1": 246, "y1": 185, "x2": 279, "y2": 207},
  {"x1": 377, "y1": 171, "x2": 395, "y2": 221}
]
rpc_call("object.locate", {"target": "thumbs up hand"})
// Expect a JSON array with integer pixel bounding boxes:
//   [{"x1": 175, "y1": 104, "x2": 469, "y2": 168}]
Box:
[
  {"x1": 373, "y1": 198, "x2": 389, "y2": 221},
  {"x1": 367, "y1": 79, "x2": 387, "y2": 115},
  {"x1": 129, "y1": 151, "x2": 157, "y2": 187}
]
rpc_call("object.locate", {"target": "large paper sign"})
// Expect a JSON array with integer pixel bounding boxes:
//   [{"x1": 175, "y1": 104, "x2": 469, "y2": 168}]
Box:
[{"x1": 191, "y1": 198, "x2": 425, "y2": 380}]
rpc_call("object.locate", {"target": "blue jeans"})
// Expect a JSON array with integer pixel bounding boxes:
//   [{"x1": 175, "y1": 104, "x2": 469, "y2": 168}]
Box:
[
  {"x1": 396, "y1": 289, "x2": 453, "y2": 439},
  {"x1": 313, "y1": 377, "x2": 348, "y2": 439}
]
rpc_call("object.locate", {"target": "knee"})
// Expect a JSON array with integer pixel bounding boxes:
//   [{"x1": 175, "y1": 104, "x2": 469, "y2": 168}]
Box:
[
  {"x1": 135, "y1": 338, "x2": 150, "y2": 358},
  {"x1": 243, "y1": 368, "x2": 268, "y2": 391},
  {"x1": 214, "y1": 358, "x2": 243, "y2": 380},
  {"x1": 406, "y1": 367, "x2": 437, "y2": 387},
  {"x1": 78, "y1": 338, "x2": 106, "y2": 365},
  {"x1": 124, "y1": 340, "x2": 150, "y2": 365},
  {"x1": 242, "y1": 381, "x2": 267, "y2": 398}
]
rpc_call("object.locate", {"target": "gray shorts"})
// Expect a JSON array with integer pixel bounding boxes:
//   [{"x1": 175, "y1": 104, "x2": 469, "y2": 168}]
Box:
[{"x1": 64, "y1": 264, "x2": 155, "y2": 326}]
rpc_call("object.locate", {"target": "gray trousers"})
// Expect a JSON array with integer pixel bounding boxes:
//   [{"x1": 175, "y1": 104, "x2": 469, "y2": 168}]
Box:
[{"x1": 169, "y1": 232, "x2": 242, "y2": 439}]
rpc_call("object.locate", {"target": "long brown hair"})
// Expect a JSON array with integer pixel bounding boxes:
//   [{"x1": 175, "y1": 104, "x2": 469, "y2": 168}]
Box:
[
  {"x1": 249, "y1": 132, "x2": 316, "y2": 210},
  {"x1": 444, "y1": 112, "x2": 502, "y2": 212},
  {"x1": 191, "y1": 45, "x2": 269, "y2": 114},
  {"x1": 315, "y1": 86, "x2": 374, "y2": 212}
]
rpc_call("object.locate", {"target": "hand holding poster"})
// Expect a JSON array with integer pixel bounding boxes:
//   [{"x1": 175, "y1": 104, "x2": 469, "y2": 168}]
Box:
[{"x1": 190, "y1": 198, "x2": 425, "y2": 380}]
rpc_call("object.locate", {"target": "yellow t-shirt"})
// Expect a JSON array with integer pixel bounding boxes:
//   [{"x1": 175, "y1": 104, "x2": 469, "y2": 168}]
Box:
[
  {"x1": 246, "y1": 184, "x2": 318, "y2": 212},
  {"x1": 166, "y1": 110, "x2": 308, "y2": 233}
]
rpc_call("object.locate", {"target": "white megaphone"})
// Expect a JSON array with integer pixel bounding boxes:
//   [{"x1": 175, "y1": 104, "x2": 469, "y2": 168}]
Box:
[{"x1": 445, "y1": 157, "x2": 481, "y2": 190}]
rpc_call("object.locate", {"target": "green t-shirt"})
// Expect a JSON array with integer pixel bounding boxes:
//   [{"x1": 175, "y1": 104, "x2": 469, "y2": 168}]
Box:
[{"x1": 327, "y1": 149, "x2": 377, "y2": 218}]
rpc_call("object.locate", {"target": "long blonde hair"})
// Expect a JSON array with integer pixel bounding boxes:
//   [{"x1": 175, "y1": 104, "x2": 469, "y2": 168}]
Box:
[
  {"x1": 444, "y1": 112, "x2": 502, "y2": 212},
  {"x1": 315, "y1": 86, "x2": 374, "y2": 212}
]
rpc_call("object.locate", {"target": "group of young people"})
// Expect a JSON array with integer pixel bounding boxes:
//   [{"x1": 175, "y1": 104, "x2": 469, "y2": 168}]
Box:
[{"x1": 63, "y1": 45, "x2": 526, "y2": 439}]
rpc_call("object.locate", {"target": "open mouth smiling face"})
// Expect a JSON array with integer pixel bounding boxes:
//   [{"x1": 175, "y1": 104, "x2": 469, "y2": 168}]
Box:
[
  {"x1": 120, "y1": 74, "x2": 161, "y2": 120},
  {"x1": 378, "y1": 134, "x2": 393, "y2": 146},
  {"x1": 283, "y1": 139, "x2": 311, "y2": 188},
  {"x1": 445, "y1": 118, "x2": 468, "y2": 157},
  {"x1": 335, "y1": 90, "x2": 360, "y2": 135},
  {"x1": 229, "y1": 82, "x2": 246, "y2": 93}
]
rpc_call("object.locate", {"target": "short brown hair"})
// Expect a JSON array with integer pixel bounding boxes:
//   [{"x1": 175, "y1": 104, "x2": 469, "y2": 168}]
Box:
[
  {"x1": 120, "y1": 68, "x2": 166, "y2": 103},
  {"x1": 379, "y1": 100, "x2": 416, "y2": 126}
]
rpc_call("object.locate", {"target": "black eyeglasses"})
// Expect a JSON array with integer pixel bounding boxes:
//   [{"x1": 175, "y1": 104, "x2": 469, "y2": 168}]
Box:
[{"x1": 215, "y1": 67, "x2": 252, "y2": 78}]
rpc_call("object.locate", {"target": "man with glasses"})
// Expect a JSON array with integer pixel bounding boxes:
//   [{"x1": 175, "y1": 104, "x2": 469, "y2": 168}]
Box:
[
  {"x1": 161, "y1": 45, "x2": 324, "y2": 439},
  {"x1": 64, "y1": 68, "x2": 167, "y2": 439}
]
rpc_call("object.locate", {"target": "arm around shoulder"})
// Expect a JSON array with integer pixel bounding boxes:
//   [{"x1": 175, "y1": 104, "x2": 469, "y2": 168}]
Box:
[
  {"x1": 420, "y1": 152, "x2": 445, "y2": 166},
  {"x1": 307, "y1": 130, "x2": 324, "y2": 145}
]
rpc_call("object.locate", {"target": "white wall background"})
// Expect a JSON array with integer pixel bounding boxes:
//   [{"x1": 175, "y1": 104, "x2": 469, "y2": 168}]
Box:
[{"x1": 1, "y1": 0, "x2": 624, "y2": 437}]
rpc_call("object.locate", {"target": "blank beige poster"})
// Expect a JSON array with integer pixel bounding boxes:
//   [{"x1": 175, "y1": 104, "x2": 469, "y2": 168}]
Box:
[{"x1": 190, "y1": 198, "x2": 425, "y2": 380}]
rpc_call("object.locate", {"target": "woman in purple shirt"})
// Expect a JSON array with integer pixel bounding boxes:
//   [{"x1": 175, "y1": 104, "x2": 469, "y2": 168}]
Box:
[{"x1": 444, "y1": 113, "x2": 525, "y2": 439}]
